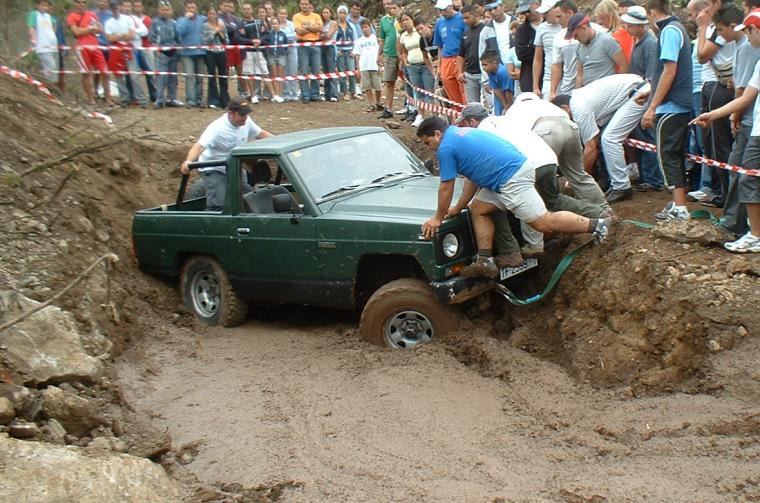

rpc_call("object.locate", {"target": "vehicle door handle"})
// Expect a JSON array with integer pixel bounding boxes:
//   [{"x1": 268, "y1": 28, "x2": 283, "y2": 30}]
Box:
[{"x1": 236, "y1": 227, "x2": 250, "y2": 236}]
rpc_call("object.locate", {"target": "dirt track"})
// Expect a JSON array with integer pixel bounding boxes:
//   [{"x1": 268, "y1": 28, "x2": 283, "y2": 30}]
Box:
[{"x1": 1, "y1": 71, "x2": 759, "y2": 501}]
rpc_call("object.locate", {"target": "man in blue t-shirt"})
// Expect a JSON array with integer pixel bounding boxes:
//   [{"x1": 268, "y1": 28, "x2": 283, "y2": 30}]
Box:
[
  {"x1": 481, "y1": 49, "x2": 514, "y2": 114},
  {"x1": 417, "y1": 116, "x2": 612, "y2": 277}
]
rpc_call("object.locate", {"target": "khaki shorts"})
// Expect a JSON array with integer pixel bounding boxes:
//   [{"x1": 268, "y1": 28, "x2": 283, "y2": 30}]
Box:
[
  {"x1": 382, "y1": 55, "x2": 399, "y2": 83},
  {"x1": 243, "y1": 52, "x2": 268, "y2": 76},
  {"x1": 361, "y1": 70, "x2": 382, "y2": 91},
  {"x1": 474, "y1": 160, "x2": 547, "y2": 223}
]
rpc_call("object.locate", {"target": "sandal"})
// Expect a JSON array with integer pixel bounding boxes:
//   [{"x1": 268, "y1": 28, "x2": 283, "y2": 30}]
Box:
[{"x1": 365, "y1": 105, "x2": 375, "y2": 112}]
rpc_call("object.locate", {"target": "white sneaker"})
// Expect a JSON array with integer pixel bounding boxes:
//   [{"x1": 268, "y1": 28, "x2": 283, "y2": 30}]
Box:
[
  {"x1": 272, "y1": 95, "x2": 284, "y2": 103},
  {"x1": 687, "y1": 189, "x2": 710, "y2": 202},
  {"x1": 654, "y1": 202, "x2": 691, "y2": 221},
  {"x1": 394, "y1": 106, "x2": 409, "y2": 115},
  {"x1": 251, "y1": 95, "x2": 260, "y2": 104},
  {"x1": 724, "y1": 232, "x2": 760, "y2": 253},
  {"x1": 411, "y1": 114, "x2": 424, "y2": 127}
]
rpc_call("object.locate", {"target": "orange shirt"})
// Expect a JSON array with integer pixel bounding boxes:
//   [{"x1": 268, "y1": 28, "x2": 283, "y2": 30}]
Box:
[
  {"x1": 612, "y1": 27, "x2": 634, "y2": 63},
  {"x1": 293, "y1": 12, "x2": 322, "y2": 42}
]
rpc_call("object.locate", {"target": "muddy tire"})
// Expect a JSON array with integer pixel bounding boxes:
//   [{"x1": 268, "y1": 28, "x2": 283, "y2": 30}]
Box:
[
  {"x1": 359, "y1": 278, "x2": 457, "y2": 349},
  {"x1": 179, "y1": 256, "x2": 248, "y2": 327}
]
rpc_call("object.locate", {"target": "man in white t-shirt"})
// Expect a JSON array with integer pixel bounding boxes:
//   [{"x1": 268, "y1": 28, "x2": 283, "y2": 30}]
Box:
[
  {"x1": 27, "y1": 0, "x2": 60, "y2": 84},
  {"x1": 478, "y1": 0, "x2": 512, "y2": 69},
  {"x1": 532, "y1": 0, "x2": 562, "y2": 98},
  {"x1": 104, "y1": 0, "x2": 147, "y2": 107},
  {"x1": 181, "y1": 97, "x2": 273, "y2": 210}
]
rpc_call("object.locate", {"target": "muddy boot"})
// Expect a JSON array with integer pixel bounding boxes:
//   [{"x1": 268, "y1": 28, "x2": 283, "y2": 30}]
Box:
[
  {"x1": 494, "y1": 251, "x2": 525, "y2": 267},
  {"x1": 520, "y1": 245, "x2": 543, "y2": 258},
  {"x1": 461, "y1": 256, "x2": 499, "y2": 279}
]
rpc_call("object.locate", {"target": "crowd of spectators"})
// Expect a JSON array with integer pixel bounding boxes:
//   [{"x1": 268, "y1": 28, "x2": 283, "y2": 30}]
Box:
[{"x1": 26, "y1": 0, "x2": 760, "y2": 252}]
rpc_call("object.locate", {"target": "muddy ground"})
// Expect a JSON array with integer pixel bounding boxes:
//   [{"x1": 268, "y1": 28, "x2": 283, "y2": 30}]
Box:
[{"x1": 2, "y1": 72, "x2": 760, "y2": 502}]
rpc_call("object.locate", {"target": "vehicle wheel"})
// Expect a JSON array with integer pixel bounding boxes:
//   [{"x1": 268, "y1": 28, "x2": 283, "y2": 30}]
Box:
[
  {"x1": 359, "y1": 278, "x2": 457, "y2": 349},
  {"x1": 180, "y1": 256, "x2": 248, "y2": 327}
]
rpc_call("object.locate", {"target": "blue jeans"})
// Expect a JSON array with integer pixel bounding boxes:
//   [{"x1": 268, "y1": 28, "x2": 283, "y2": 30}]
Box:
[
  {"x1": 283, "y1": 46, "x2": 299, "y2": 100},
  {"x1": 155, "y1": 51, "x2": 178, "y2": 104},
  {"x1": 182, "y1": 54, "x2": 205, "y2": 106},
  {"x1": 297, "y1": 45, "x2": 321, "y2": 101},
  {"x1": 336, "y1": 50, "x2": 356, "y2": 95},
  {"x1": 321, "y1": 45, "x2": 338, "y2": 100},
  {"x1": 135, "y1": 49, "x2": 156, "y2": 102},
  {"x1": 406, "y1": 63, "x2": 434, "y2": 104}
]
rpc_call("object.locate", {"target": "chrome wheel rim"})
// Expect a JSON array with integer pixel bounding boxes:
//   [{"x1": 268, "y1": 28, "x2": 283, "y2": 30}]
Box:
[
  {"x1": 385, "y1": 310, "x2": 434, "y2": 349},
  {"x1": 190, "y1": 269, "x2": 220, "y2": 319}
]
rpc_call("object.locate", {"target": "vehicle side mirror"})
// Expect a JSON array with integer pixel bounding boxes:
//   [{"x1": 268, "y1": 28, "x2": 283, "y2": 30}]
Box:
[{"x1": 272, "y1": 193, "x2": 294, "y2": 213}]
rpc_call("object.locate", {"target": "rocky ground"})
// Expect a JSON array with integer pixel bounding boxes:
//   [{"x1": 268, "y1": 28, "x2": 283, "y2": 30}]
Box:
[{"x1": 0, "y1": 69, "x2": 759, "y2": 502}]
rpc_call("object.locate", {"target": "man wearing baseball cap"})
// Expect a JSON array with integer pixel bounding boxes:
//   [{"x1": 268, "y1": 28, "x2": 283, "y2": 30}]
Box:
[
  {"x1": 433, "y1": 0, "x2": 467, "y2": 104},
  {"x1": 180, "y1": 97, "x2": 273, "y2": 210},
  {"x1": 691, "y1": 9, "x2": 760, "y2": 252},
  {"x1": 532, "y1": 0, "x2": 562, "y2": 97},
  {"x1": 622, "y1": 5, "x2": 665, "y2": 193},
  {"x1": 566, "y1": 11, "x2": 627, "y2": 87},
  {"x1": 514, "y1": 0, "x2": 543, "y2": 94}
]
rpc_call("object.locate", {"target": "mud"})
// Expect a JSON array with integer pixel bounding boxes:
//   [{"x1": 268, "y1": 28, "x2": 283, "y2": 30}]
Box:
[{"x1": 2, "y1": 70, "x2": 760, "y2": 501}]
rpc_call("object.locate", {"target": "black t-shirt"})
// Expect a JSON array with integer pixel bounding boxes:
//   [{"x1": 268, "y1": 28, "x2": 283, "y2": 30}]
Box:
[
  {"x1": 420, "y1": 34, "x2": 438, "y2": 61},
  {"x1": 459, "y1": 23, "x2": 484, "y2": 75}
]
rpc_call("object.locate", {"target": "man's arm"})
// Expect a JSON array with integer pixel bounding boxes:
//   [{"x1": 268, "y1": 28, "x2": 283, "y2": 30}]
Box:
[
  {"x1": 693, "y1": 87, "x2": 758, "y2": 126},
  {"x1": 549, "y1": 62, "x2": 563, "y2": 99},
  {"x1": 582, "y1": 135, "x2": 599, "y2": 174},
  {"x1": 493, "y1": 87, "x2": 508, "y2": 109},
  {"x1": 641, "y1": 61, "x2": 676, "y2": 129},
  {"x1": 422, "y1": 179, "x2": 456, "y2": 238},
  {"x1": 575, "y1": 60, "x2": 584, "y2": 89},
  {"x1": 255, "y1": 130, "x2": 273, "y2": 139},
  {"x1": 532, "y1": 45, "x2": 544, "y2": 95},
  {"x1": 448, "y1": 178, "x2": 478, "y2": 215},
  {"x1": 180, "y1": 142, "x2": 205, "y2": 174},
  {"x1": 696, "y1": 9, "x2": 718, "y2": 64},
  {"x1": 611, "y1": 50, "x2": 627, "y2": 74}
]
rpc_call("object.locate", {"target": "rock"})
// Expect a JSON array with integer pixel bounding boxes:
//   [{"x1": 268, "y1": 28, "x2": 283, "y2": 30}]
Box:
[
  {"x1": 0, "y1": 434, "x2": 180, "y2": 502},
  {"x1": 737, "y1": 325, "x2": 749, "y2": 337},
  {"x1": 65, "y1": 433, "x2": 79, "y2": 444},
  {"x1": 41, "y1": 386, "x2": 107, "y2": 437},
  {"x1": 0, "y1": 291, "x2": 103, "y2": 385},
  {"x1": 385, "y1": 120, "x2": 402, "y2": 129},
  {"x1": 88, "y1": 436, "x2": 112, "y2": 451},
  {"x1": 0, "y1": 383, "x2": 35, "y2": 415},
  {"x1": 45, "y1": 418, "x2": 67, "y2": 444},
  {"x1": 653, "y1": 220, "x2": 728, "y2": 245},
  {"x1": 8, "y1": 419, "x2": 40, "y2": 439},
  {"x1": 707, "y1": 339, "x2": 722, "y2": 352},
  {"x1": 0, "y1": 397, "x2": 14, "y2": 425}
]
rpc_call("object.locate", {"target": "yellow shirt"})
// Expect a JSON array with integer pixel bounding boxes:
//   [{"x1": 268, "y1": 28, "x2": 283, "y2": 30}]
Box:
[{"x1": 293, "y1": 12, "x2": 323, "y2": 42}]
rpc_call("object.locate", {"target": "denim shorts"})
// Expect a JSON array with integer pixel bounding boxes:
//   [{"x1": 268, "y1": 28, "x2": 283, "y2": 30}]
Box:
[{"x1": 267, "y1": 54, "x2": 287, "y2": 67}]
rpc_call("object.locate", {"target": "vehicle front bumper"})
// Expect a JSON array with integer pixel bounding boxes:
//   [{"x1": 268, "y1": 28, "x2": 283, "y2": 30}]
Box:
[{"x1": 430, "y1": 276, "x2": 494, "y2": 305}]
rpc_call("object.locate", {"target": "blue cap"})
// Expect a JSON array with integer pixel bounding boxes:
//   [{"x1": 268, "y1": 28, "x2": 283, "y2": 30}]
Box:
[{"x1": 485, "y1": 0, "x2": 502, "y2": 10}]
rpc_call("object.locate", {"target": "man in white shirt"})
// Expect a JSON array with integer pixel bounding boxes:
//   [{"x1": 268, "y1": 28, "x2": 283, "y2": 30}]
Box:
[
  {"x1": 532, "y1": 0, "x2": 562, "y2": 98},
  {"x1": 478, "y1": 0, "x2": 512, "y2": 68},
  {"x1": 552, "y1": 73, "x2": 648, "y2": 204},
  {"x1": 455, "y1": 103, "x2": 606, "y2": 263},
  {"x1": 181, "y1": 97, "x2": 273, "y2": 211},
  {"x1": 104, "y1": 0, "x2": 147, "y2": 107},
  {"x1": 27, "y1": 0, "x2": 60, "y2": 84},
  {"x1": 122, "y1": 0, "x2": 156, "y2": 102}
]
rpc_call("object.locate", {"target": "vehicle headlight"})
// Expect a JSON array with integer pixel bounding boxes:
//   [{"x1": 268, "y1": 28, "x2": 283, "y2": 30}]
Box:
[{"x1": 442, "y1": 233, "x2": 459, "y2": 258}]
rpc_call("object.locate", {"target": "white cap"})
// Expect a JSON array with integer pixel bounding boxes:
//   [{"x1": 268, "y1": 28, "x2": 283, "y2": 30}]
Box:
[
  {"x1": 620, "y1": 6, "x2": 649, "y2": 24},
  {"x1": 435, "y1": 0, "x2": 453, "y2": 10},
  {"x1": 536, "y1": 0, "x2": 559, "y2": 14}
]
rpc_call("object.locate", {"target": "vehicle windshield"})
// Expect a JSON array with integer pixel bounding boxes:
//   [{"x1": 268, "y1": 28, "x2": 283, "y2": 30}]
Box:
[{"x1": 287, "y1": 132, "x2": 426, "y2": 202}]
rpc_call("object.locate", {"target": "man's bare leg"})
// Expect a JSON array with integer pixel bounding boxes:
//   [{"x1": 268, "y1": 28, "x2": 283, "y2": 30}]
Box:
[
  {"x1": 529, "y1": 210, "x2": 595, "y2": 234},
  {"x1": 384, "y1": 82, "x2": 394, "y2": 110}
]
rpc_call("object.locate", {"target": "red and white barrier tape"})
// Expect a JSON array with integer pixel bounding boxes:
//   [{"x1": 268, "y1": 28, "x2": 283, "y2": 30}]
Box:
[
  {"x1": 34, "y1": 41, "x2": 353, "y2": 53},
  {"x1": 404, "y1": 81, "x2": 463, "y2": 108},
  {"x1": 0, "y1": 65, "x2": 58, "y2": 102},
  {"x1": 408, "y1": 97, "x2": 458, "y2": 118},
  {"x1": 624, "y1": 138, "x2": 760, "y2": 177},
  {"x1": 1, "y1": 64, "x2": 112, "y2": 126},
  {"x1": 54, "y1": 68, "x2": 358, "y2": 82}
]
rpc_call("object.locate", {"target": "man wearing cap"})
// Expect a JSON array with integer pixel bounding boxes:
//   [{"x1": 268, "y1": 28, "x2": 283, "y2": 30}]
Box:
[
  {"x1": 566, "y1": 12, "x2": 627, "y2": 88},
  {"x1": 638, "y1": 0, "x2": 694, "y2": 220},
  {"x1": 551, "y1": 73, "x2": 649, "y2": 204},
  {"x1": 455, "y1": 103, "x2": 607, "y2": 265},
  {"x1": 417, "y1": 116, "x2": 612, "y2": 278},
  {"x1": 532, "y1": 0, "x2": 562, "y2": 98},
  {"x1": 514, "y1": 0, "x2": 543, "y2": 94},
  {"x1": 433, "y1": 0, "x2": 467, "y2": 104},
  {"x1": 478, "y1": 0, "x2": 513, "y2": 71},
  {"x1": 180, "y1": 97, "x2": 273, "y2": 211},
  {"x1": 623, "y1": 5, "x2": 664, "y2": 193}
]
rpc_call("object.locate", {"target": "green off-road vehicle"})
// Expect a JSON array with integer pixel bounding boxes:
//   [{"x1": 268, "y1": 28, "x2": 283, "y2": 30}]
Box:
[{"x1": 132, "y1": 127, "x2": 536, "y2": 348}]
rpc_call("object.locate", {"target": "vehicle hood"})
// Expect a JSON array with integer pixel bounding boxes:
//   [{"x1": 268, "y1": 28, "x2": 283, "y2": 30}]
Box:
[{"x1": 323, "y1": 176, "x2": 460, "y2": 222}]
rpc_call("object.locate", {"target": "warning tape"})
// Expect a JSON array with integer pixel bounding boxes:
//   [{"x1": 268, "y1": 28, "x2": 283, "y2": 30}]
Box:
[
  {"x1": 53, "y1": 68, "x2": 358, "y2": 82},
  {"x1": 408, "y1": 97, "x2": 458, "y2": 118},
  {"x1": 0, "y1": 64, "x2": 112, "y2": 126},
  {"x1": 624, "y1": 138, "x2": 760, "y2": 178},
  {"x1": 0, "y1": 65, "x2": 58, "y2": 102},
  {"x1": 34, "y1": 41, "x2": 353, "y2": 53}
]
